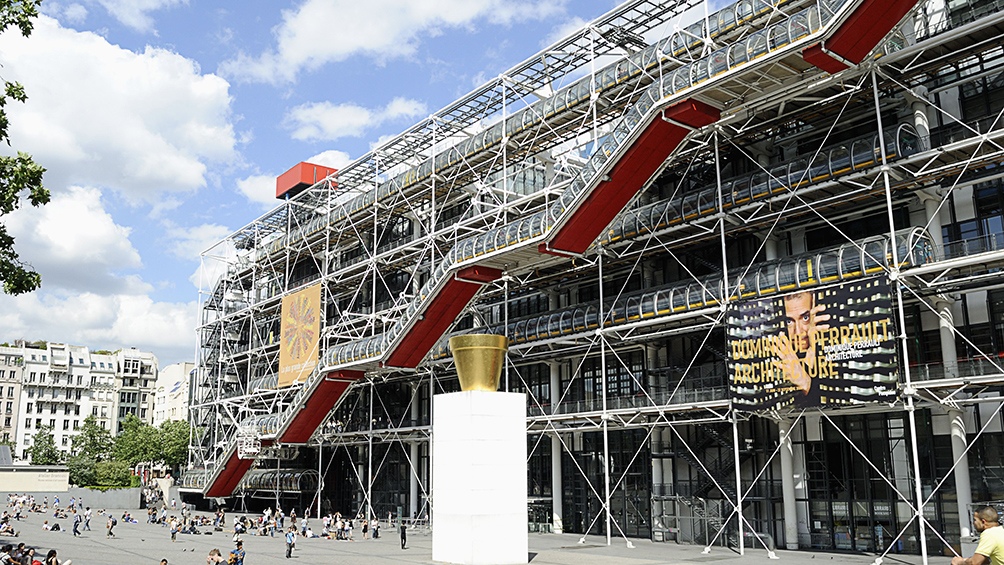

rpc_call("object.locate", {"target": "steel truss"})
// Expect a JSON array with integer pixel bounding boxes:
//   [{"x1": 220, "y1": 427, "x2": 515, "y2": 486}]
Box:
[{"x1": 187, "y1": 0, "x2": 1004, "y2": 561}]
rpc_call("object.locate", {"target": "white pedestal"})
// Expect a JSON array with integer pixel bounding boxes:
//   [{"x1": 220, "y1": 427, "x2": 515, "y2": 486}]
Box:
[{"x1": 432, "y1": 391, "x2": 528, "y2": 565}]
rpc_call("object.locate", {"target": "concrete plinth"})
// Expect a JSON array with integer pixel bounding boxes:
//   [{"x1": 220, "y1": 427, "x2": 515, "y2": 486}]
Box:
[{"x1": 432, "y1": 391, "x2": 528, "y2": 565}]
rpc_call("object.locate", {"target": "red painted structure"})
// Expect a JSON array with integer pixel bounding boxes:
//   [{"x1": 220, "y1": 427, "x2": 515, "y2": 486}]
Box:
[
  {"x1": 204, "y1": 440, "x2": 272, "y2": 498},
  {"x1": 278, "y1": 370, "x2": 364, "y2": 443},
  {"x1": 384, "y1": 266, "x2": 504, "y2": 368},
  {"x1": 803, "y1": 0, "x2": 918, "y2": 73},
  {"x1": 276, "y1": 162, "x2": 338, "y2": 199},
  {"x1": 545, "y1": 98, "x2": 720, "y2": 255}
]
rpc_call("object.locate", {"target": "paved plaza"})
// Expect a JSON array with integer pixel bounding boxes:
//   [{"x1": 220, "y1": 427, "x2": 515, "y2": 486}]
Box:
[{"x1": 0, "y1": 509, "x2": 957, "y2": 565}]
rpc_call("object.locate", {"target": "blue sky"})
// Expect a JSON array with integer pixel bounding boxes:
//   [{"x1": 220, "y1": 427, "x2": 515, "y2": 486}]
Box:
[{"x1": 0, "y1": 0, "x2": 694, "y2": 366}]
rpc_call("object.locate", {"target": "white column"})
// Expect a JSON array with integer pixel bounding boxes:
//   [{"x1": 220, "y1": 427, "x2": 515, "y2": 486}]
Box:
[
  {"x1": 949, "y1": 408, "x2": 973, "y2": 539},
  {"x1": 432, "y1": 392, "x2": 528, "y2": 564},
  {"x1": 911, "y1": 86, "x2": 931, "y2": 149},
  {"x1": 549, "y1": 361, "x2": 563, "y2": 534},
  {"x1": 550, "y1": 434, "x2": 563, "y2": 534},
  {"x1": 936, "y1": 298, "x2": 959, "y2": 379},
  {"x1": 763, "y1": 234, "x2": 778, "y2": 262},
  {"x1": 410, "y1": 383, "x2": 421, "y2": 519},
  {"x1": 357, "y1": 452, "x2": 366, "y2": 513},
  {"x1": 410, "y1": 442, "x2": 420, "y2": 519},
  {"x1": 778, "y1": 419, "x2": 799, "y2": 550},
  {"x1": 919, "y1": 188, "x2": 945, "y2": 255}
]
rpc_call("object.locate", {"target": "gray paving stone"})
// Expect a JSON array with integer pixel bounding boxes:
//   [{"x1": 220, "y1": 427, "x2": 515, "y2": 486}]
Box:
[{"x1": 0, "y1": 509, "x2": 952, "y2": 565}]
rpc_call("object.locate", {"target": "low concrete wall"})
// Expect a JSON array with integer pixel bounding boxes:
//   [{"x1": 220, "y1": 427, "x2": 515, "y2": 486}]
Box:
[
  {"x1": 0, "y1": 466, "x2": 68, "y2": 492},
  {"x1": 11, "y1": 487, "x2": 142, "y2": 509}
]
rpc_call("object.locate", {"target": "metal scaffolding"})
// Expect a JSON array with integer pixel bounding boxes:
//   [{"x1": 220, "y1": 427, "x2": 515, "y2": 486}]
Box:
[{"x1": 184, "y1": 0, "x2": 1004, "y2": 560}]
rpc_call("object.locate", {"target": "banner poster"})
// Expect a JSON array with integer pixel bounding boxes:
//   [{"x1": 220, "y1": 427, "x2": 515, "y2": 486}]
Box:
[
  {"x1": 727, "y1": 277, "x2": 898, "y2": 412},
  {"x1": 278, "y1": 283, "x2": 322, "y2": 388}
]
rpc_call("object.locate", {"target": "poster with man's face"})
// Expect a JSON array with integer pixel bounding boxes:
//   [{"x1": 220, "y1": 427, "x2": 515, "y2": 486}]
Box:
[{"x1": 726, "y1": 277, "x2": 898, "y2": 412}]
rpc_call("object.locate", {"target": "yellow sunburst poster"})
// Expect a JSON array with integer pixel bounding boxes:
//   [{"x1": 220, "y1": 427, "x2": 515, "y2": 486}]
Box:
[{"x1": 278, "y1": 283, "x2": 322, "y2": 387}]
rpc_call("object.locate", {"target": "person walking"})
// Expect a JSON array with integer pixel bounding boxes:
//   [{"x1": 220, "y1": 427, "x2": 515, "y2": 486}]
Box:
[
  {"x1": 84, "y1": 507, "x2": 91, "y2": 531},
  {"x1": 400, "y1": 521, "x2": 407, "y2": 549},
  {"x1": 106, "y1": 515, "x2": 116, "y2": 538},
  {"x1": 71, "y1": 510, "x2": 81, "y2": 537},
  {"x1": 285, "y1": 526, "x2": 296, "y2": 559},
  {"x1": 953, "y1": 505, "x2": 1004, "y2": 565}
]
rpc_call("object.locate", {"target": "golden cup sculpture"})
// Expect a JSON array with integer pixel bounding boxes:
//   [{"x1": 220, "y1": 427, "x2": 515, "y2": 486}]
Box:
[{"x1": 449, "y1": 334, "x2": 509, "y2": 392}]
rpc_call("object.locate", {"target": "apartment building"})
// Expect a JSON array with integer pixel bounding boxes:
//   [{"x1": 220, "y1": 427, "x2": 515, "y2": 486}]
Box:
[
  {"x1": 3, "y1": 342, "x2": 159, "y2": 460},
  {"x1": 153, "y1": 362, "x2": 193, "y2": 426}
]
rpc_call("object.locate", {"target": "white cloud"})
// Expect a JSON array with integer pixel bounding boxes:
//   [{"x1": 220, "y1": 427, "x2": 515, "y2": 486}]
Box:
[
  {"x1": 0, "y1": 15, "x2": 237, "y2": 204},
  {"x1": 188, "y1": 240, "x2": 237, "y2": 296},
  {"x1": 0, "y1": 291, "x2": 198, "y2": 365},
  {"x1": 307, "y1": 150, "x2": 353, "y2": 171},
  {"x1": 0, "y1": 185, "x2": 198, "y2": 365},
  {"x1": 285, "y1": 97, "x2": 427, "y2": 142},
  {"x1": 542, "y1": 16, "x2": 589, "y2": 49},
  {"x1": 220, "y1": 0, "x2": 569, "y2": 84},
  {"x1": 162, "y1": 221, "x2": 234, "y2": 262},
  {"x1": 5, "y1": 186, "x2": 145, "y2": 295},
  {"x1": 93, "y1": 0, "x2": 187, "y2": 34},
  {"x1": 63, "y1": 3, "x2": 89, "y2": 24},
  {"x1": 236, "y1": 174, "x2": 278, "y2": 209}
]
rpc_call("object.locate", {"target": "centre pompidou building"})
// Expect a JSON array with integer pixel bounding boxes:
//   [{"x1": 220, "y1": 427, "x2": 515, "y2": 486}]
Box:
[{"x1": 184, "y1": 0, "x2": 1004, "y2": 557}]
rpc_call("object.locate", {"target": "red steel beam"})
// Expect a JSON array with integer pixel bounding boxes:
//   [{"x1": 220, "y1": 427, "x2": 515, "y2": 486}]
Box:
[
  {"x1": 384, "y1": 274, "x2": 500, "y2": 368},
  {"x1": 279, "y1": 370, "x2": 365, "y2": 444},
  {"x1": 547, "y1": 99, "x2": 719, "y2": 255},
  {"x1": 803, "y1": 0, "x2": 918, "y2": 72},
  {"x1": 204, "y1": 440, "x2": 272, "y2": 498}
]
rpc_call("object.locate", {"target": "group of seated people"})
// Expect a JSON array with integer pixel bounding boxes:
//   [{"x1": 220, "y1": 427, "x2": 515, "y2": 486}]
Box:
[
  {"x1": 120, "y1": 512, "x2": 138, "y2": 524},
  {"x1": 0, "y1": 515, "x2": 17, "y2": 537},
  {"x1": 1, "y1": 542, "x2": 46, "y2": 565}
]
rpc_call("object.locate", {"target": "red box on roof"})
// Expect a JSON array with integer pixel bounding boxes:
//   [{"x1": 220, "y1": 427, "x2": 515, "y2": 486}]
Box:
[{"x1": 275, "y1": 162, "x2": 337, "y2": 199}]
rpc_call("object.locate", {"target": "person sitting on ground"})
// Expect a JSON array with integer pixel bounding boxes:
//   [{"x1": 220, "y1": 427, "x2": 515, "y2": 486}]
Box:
[
  {"x1": 0, "y1": 518, "x2": 16, "y2": 537},
  {"x1": 43, "y1": 549, "x2": 70, "y2": 565}
]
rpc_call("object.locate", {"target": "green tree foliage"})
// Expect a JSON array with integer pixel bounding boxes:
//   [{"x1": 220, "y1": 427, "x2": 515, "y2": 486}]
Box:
[
  {"x1": 27, "y1": 425, "x2": 61, "y2": 465},
  {"x1": 71, "y1": 415, "x2": 114, "y2": 460},
  {"x1": 159, "y1": 419, "x2": 190, "y2": 468},
  {"x1": 0, "y1": 0, "x2": 48, "y2": 295},
  {"x1": 66, "y1": 454, "x2": 96, "y2": 486},
  {"x1": 113, "y1": 414, "x2": 159, "y2": 466},
  {"x1": 94, "y1": 460, "x2": 130, "y2": 487}
]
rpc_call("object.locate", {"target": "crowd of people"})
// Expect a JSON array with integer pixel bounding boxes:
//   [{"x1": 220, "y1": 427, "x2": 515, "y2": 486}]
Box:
[
  {"x1": 0, "y1": 542, "x2": 69, "y2": 565},
  {"x1": 1, "y1": 490, "x2": 425, "y2": 563}
]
